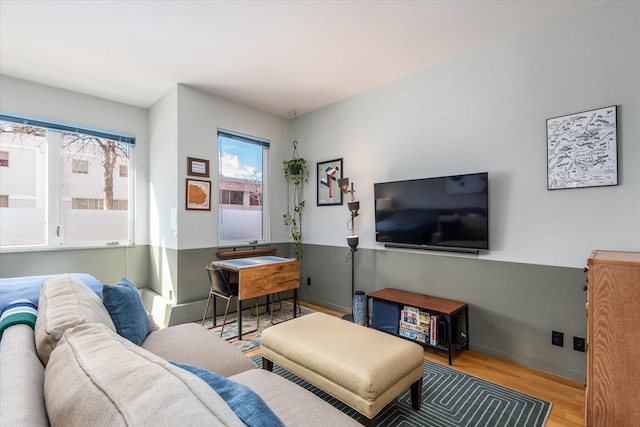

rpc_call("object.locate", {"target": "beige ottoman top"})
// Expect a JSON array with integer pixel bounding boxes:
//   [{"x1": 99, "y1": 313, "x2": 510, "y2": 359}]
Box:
[{"x1": 261, "y1": 312, "x2": 424, "y2": 403}]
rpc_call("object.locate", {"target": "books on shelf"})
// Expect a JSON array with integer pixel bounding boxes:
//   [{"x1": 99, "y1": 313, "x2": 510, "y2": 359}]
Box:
[
  {"x1": 430, "y1": 314, "x2": 438, "y2": 345},
  {"x1": 398, "y1": 305, "x2": 457, "y2": 347},
  {"x1": 399, "y1": 305, "x2": 432, "y2": 344}
]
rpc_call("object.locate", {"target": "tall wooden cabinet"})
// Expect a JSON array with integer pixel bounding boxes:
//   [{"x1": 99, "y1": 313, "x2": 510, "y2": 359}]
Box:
[{"x1": 586, "y1": 250, "x2": 640, "y2": 426}]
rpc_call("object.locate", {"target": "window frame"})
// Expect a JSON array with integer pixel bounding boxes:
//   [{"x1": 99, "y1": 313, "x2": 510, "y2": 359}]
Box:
[
  {"x1": 0, "y1": 112, "x2": 136, "y2": 250},
  {"x1": 216, "y1": 128, "x2": 270, "y2": 247}
]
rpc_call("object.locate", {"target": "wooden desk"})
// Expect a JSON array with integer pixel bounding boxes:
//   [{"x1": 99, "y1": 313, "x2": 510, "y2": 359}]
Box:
[{"x1": 211, "y1": 256, "x2": 300, "y2": 339}]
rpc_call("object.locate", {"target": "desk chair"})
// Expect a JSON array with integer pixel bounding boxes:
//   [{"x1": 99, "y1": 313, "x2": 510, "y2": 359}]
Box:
[{"x1": 202, "y1": 265, "x2": 260, "y2": 337}]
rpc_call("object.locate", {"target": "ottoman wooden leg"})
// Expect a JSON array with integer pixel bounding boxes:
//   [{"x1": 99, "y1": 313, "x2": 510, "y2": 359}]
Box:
[
  {"x1": 359, "y1": 415, "x2": 376, "y2": 427},
  {"x1": 410, "y1": 377, "x2": 423, "y2": 410},
  {"x1": 262, "y1": 357, "x2": 274, "y2": 372}
]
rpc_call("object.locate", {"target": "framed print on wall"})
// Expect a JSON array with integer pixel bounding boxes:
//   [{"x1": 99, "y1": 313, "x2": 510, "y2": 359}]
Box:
[
  {"x1": 187, "y1": 157, "x2": 210, "y2": 177},
  {"x1": 547, "y1": 105, "x2": 618, "y2": 190},
  {"x1": 186, "y1": 178, "x2": 211, "y2": 210},
  {"x1": 317, "y1": 158, "x2": 343, "y2": 206}
]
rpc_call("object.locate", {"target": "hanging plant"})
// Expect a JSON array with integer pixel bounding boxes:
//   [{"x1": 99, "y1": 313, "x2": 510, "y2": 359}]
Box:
[
  {"x1": 283, "y1": 157, "x2": 307, "y2": 181},
  {"x1": 283, "y1": 118, "x2": 308, "y2": 258}
]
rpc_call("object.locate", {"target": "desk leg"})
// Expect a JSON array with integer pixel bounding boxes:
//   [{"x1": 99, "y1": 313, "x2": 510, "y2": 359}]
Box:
[
  {"x1": 293, "y1": 289, "x2": 298, "y2": 318},
  {"x1": 237, "y1": 299, "x2": 242, "y2": 340}
]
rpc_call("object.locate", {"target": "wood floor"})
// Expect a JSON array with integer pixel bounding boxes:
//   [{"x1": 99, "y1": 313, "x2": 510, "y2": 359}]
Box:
[{"x1": 249, "y1": 300, "x2": 586, "y2": 427}]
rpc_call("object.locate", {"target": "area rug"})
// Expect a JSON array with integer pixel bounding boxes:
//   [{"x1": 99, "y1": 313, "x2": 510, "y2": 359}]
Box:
[
  {"x1": 250, "y1": 354, "x2": 552, "y2": 427},
  {"x1": 202, "y1": 300, "x2": 313, "y2": 353}
]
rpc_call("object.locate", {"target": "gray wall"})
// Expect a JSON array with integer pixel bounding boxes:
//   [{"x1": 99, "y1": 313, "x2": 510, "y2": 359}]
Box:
[
  {"x1": 297, "y1": 244, "x2": 586, "y2": 381},
  {"x1": 0, "y1": 245, "x2": 150, "y2": 288}
]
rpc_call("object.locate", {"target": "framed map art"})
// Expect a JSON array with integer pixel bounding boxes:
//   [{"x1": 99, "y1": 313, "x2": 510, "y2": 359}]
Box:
[
  {"x1": 186, "y1": 178, "x2": 211, "y2": 210},
  {"x1": 547, "y1": 105, "x2": 618, "y2": 190}
]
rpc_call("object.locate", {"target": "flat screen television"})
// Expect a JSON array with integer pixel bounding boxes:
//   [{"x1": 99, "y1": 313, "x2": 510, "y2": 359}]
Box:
[{"x1": 374, "y1": 172, "x2": 489, "y2": 253}]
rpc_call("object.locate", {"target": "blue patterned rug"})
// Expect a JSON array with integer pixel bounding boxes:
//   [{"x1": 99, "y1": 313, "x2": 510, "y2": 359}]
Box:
[
  {"x1": 250, "y1": 354, "x2": 551, "y2": 427},
  {"x1": 203, "y1": 300, "x2": 313, "y2": 353}
]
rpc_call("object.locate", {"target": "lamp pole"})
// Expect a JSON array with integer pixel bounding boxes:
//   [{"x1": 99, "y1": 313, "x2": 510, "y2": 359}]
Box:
[{"x1": 339, "y1": 177, "x2": 359, "y2": 322}]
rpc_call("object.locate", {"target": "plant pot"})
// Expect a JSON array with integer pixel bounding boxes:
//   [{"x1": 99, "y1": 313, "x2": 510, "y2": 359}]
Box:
[{"x1": 289, "y1": 165, "x2": 301, "y2": 175}]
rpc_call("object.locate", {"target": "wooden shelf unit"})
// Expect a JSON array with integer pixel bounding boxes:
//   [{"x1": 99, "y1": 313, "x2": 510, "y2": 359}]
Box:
[
  {"x1": 586, "y1": 250, "x2": 640, "y2": 426},
  {"x1": 367, "y1": 288, "x2": 469, "y2": 365}
]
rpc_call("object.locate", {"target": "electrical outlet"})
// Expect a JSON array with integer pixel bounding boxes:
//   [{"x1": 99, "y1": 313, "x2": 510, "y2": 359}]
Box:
[
  {"x1": 573, "y1": 336, "x2": 586, "y2": 352},
  {"x1": 552, "y1": 331, "x2": 564, "y2": 347}
]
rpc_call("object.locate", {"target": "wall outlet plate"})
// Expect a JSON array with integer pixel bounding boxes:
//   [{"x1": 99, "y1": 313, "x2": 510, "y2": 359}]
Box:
[
  {"x1": 552, "y1": 330, "x2": 564, "y2": 347},
  {"x1": 573, "y1": 336, "x2": 586, "y2": 352}
]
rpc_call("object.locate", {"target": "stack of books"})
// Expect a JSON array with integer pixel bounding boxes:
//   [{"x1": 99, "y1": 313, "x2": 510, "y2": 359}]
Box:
[{"x1": 398, "y1": 306, "x2": 432, "y2": 343}]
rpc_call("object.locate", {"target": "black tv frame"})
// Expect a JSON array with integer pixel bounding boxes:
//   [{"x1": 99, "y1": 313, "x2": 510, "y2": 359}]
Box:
[{"x1": 374, "y1": 172, "x2": 489, "y2": 254}]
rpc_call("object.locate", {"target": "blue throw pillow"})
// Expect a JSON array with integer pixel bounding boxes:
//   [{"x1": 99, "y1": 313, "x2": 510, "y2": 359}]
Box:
[
  {"x1": 170, "y1": 361, "x2": 285, "y2": 427},
  {"x1": 102, "y1": 278, "x2": 151, "y2": 345}
]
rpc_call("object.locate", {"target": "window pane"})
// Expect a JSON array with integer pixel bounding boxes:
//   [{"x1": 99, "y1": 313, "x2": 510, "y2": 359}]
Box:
[
  {"x1": 72, "y1": 159, "x2": 89, "y2": 174},
  {"x1": 0, "y1": 122, "x2": 47, "y2": 246},
  {"x1": 218, "y1": 134, "x2": 265, "y2": 243},
  {"x1": 0, "y1": 151, "x2": 9, "y2": 167},
  {"x1": 62, "y1": 132, "x2": 131, "y2": 243},
  {"x1": 249, "y1": 192, "x2": 262, "y2": 206}
]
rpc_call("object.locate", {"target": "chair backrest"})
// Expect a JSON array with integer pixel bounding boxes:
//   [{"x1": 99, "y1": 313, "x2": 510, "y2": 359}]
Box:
[{"x1": 205, "y1": 265, "x2": 235, "y2": 297}]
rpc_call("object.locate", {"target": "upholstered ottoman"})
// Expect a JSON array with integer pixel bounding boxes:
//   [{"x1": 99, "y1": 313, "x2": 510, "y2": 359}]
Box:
[{"x1": 261, "y1": 312, "x2": 424, "y2": 426}]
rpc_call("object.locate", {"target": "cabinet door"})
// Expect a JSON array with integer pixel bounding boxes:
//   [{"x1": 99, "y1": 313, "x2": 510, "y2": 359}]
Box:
[{"x1": 587, "y1": 260, "x2": 640, "y2": 426}]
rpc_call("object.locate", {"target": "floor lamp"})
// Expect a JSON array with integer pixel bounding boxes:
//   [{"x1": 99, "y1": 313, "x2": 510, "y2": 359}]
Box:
[{"x1": 337, "y1": 178, "x2": 359, "y2": 322}]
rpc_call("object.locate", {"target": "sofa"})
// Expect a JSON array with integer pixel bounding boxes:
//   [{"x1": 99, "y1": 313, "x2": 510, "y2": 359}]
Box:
[{"x1": 0, "y1": 274, "x2": 360, "y2": 426}]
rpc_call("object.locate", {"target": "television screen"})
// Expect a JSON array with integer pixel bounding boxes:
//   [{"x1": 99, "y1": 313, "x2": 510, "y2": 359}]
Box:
[{"x1": 374, "y1": 172, "x2": 489, "y2": 252}]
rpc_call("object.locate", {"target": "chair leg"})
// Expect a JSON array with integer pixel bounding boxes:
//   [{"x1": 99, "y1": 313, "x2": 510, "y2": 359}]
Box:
[
  {"x1": 270, "y1": 292, "x2": 282, "y2": 323},
  {"x1": 254, "y1": 298, "x2": 260, "y2": 329},
  {"x1": 201, "y1": 292, "x2": 213, "y2": 326},
  {"x1": 219, "y1": 297, "x2": 232, "y2": 337}
]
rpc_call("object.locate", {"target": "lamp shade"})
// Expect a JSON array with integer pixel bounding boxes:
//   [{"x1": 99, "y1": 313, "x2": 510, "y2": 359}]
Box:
[
  {"x1": 347, "y1": 235, "x2": 359, "y2": 249},
  {"x1": 337, "y1": 178, "x2": 350, "y2": 192}
]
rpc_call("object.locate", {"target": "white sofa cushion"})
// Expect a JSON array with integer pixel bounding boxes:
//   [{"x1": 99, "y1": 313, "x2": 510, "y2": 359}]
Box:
[
  {"x1": 45, "y1": 323, "x2": 245, "y2": 427},
  {"x1": 141, "y1": 323, "x2": 256, "y2": 377},
  {"x1": 35, "y1": 274, "x2": 116, "y2": 365}
]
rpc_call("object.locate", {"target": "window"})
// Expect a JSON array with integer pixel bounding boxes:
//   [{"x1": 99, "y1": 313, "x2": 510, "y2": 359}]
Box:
[
  {"x1": 249, "y1": 192, "x2": 262, "y2": 206},
  {"x1": 217, "y1": 129, "x2": 269, "y2": 245},
  {"x1": 0, "y1": 151, "x2": 8, "y2": 167},
  {"x1": 0, "y1": 112, "x2": 135, "y2": 248},
  {"x1": 219, "y1": 189, "x2": 243, "y2": 205},
  {"x1": 72, "y1": 159, "x2": 89, "y2": 174}
]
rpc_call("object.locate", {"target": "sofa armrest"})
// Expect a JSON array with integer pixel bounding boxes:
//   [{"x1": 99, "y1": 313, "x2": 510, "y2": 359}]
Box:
[{"x1": 0, "y1": 325, "x2": 49, "y2": 426}]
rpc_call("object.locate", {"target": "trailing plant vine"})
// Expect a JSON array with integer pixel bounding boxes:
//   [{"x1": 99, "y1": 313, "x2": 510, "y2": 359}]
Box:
[{"x1": 283, "y1": 141, "x2": 308, "y2": 258}]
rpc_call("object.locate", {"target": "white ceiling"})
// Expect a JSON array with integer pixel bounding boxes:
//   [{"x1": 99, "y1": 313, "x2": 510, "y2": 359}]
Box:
[{"x1": 0, "y1": 0, "x2": 602, "y2": 118}]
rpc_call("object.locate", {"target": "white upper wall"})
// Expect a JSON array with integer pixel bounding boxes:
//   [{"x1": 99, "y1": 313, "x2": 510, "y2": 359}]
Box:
[
  {"x1": 297, "y1": 0, "x2": 640, "y2": 268},
  {"x1": 0, "y1": 74, "x2": 150, "y2": 246},
  {"x1": 148, "y1": 86, "x2": 179, "y2": 249},
  {"x1": 173, "y1": 84, "x2": 290, "y2": 250}
]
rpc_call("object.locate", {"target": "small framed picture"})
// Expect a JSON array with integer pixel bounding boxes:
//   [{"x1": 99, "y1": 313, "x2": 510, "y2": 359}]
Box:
[
  {"x1": 186, "y1": 178, "x2": 211, "y2": 210},
  {"x1": 187, "y1": 157, "x2": 210, "y2": 177},
  {"x1": 547, "y1": 105, "x2": 618, "y2": 190},
  {"x1": 317, "y1": 158, "x2": 343, "y2": 206}
]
